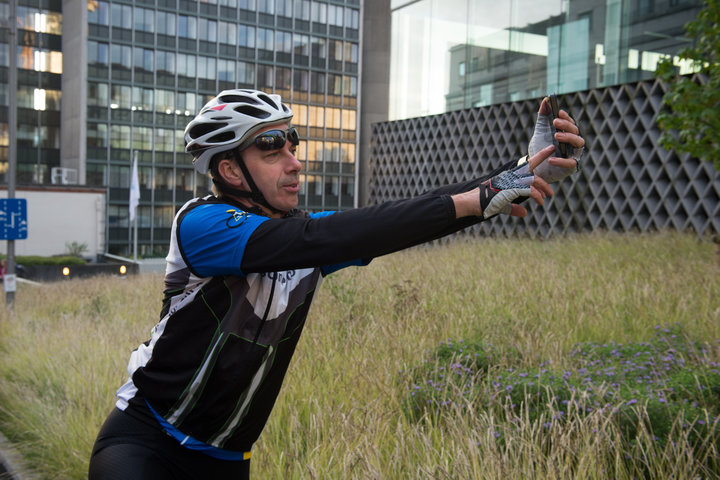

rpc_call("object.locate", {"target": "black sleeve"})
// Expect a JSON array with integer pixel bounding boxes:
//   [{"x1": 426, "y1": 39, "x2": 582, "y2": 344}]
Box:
[
  {"x1": 420, "y1": 159, "x2": 517, "y2": 196},
  {"x1": 240, "y1": 193, "x2": 485, "y2": 273}
]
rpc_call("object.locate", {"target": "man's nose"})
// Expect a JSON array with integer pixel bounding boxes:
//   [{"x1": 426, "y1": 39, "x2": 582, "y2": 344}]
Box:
[{"x1": 285, "y1": 148, "x2": 302, "y2": 172}]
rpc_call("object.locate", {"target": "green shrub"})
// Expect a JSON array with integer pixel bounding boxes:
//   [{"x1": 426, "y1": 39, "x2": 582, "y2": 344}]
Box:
[
  {"x1": 9, "y1": 255, "x2": 88, "y2": 266},
  {"x1": 402, "y1": 324, "x2": 720, "y2": 470}
]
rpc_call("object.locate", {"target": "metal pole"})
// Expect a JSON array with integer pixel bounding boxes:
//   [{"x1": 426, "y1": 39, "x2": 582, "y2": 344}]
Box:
[
  {"x1": 5, "y1": 0, "x2": 18, "y2": 309},
  {"x1": 132, "y1": 151, "x2": 138, "y2": 261},
  {"x1": 133, "y1": 215, "x2": 138, "y2": 261}
]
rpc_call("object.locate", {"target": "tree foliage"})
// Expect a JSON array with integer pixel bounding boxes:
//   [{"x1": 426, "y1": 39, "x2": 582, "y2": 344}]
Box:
[{"x1": 655, "y1": 0, "x2": 720, "y2": 170}]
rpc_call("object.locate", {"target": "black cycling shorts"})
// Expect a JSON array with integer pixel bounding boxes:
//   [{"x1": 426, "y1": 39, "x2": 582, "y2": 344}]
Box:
[{"x1": 89, "y1": 408, "x2": 251, "y2": 480}]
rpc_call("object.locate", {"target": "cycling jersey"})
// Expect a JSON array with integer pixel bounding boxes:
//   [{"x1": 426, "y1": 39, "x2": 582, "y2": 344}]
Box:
[{"x1": 112, "y1": 162, "x2": 511, "y2": 458}]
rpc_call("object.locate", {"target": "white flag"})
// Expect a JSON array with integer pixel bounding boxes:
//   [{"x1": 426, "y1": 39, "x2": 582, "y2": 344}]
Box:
[{"x1": 129, "y1": 151, "x2": 140, "y2": 222}]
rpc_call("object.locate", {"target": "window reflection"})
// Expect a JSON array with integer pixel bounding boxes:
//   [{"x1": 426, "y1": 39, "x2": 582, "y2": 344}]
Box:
[{"x1": 390, "y1": 0, "x2": 702, "y2": 120}]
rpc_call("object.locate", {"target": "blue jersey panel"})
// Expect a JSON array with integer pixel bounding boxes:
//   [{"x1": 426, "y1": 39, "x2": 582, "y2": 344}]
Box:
[
  {"x1": 309, "y1": 211, "x2": 336, "y2": 219},
  {"x1": 179, "y1": 204, "x2": 269, "y2": 277}
]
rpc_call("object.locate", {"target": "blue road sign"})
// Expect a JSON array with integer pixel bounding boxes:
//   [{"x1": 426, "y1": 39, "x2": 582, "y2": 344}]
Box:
[{"x1": 0, "y1": 199, "x2": 28, "y2": 240}]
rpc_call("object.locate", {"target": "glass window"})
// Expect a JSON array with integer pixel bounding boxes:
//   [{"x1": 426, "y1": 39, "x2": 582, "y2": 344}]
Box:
[
  {"x1": 219, "y1": 21, "x2": 237, "y2": 44},
  {"x1": 311, "y1": 37, "x2": 326, "y2": 58},
  {"x1": 258, "y1": 0, "x2": 274, "y2": 14},
  {"x1": 157, "y1": 11, "x2": 176, "y2": 36},
  {"x1": 88, "y1": 1, "x2": 110, "y2": 25},
  {"x1": 108, "y1": 165, "x2": 129, "y2": 188},
  {"x1": 110, "y1": 85, "x2": 132, "y2": 109},
  {"x1": 134, "y1": 7, "x2": 154, "y2": 32},
  {"x1": 311, "y1": 71, "x2": 325, "y2": 94},
  {"x1": 40, "y1": 89, "x2": 61, "y2": 111},
  {"x1": 156, "y1": 50, "x2": 176, "y2": 75},
  {"x1": 293, "y1": 70, "x2": 309, "y2": 93},
  {"x1": 329, "y1": 40, "x2": 343, "y2": 61},
  {"x1": 342, "y1": 76, "x2": 357, "y2": 97},
  {"x1": 133, "y1": 126, "x2": 153, "y2": 150},
  {"x1": 295, "y1": 0, "x2": 310, "y2": 20},
  {"x1": 88, "y1": 82, "x2": 109, "y2": 106},
  {"x1": 291, "y1": 103, "x2": 307, "y2": 125},
  {"x1": 199, "y1": 18, "x2": 217, "y2": 42},
  {"x1": 0, "y1": 44, "x2": 8, "y2": 67},
  {"x1": 198, "y1": 56, "x2": 217, "y2": 80},
  {"x1": 175, "y1": 130, "x2": 187, "y2": 154},
  {"x1": 178, "y1": 15, "x2": 197, "y2": 39},
  {"x1": 176, "y1": 91, "x2": 199, "y2": 116},
  {"x1": 218, "y1": 59, "x2": 235, "y2": 82},
  {"x1": 328, "y1": 4, "x2": 343, "y2": 26},
  {"x1": 275, "y1": 67, "x2": 291, "y2": 90},
  {"x1": 237, "y1": 62, "x2": 255, "y2": 84},
  {"x1": 345, "y1": 7, "x2": 359, "y2": 29},
  {"x1": 326, "y1": 108, "x2": 340, "y2": 129},
  {"x1": 219, "y1": 0, "x2": 238, "y2": 6},
  {"x1": 344, "y1": 42, "x2": 358, "y2": 63},
  {"x1": 132, "y1": 87, "x2": 153, "y2": 111},
  {"x1": 328, "y1": 74, "x2": 342, "y2": 95},
  {"x1": 342, "y1": 109, "x2": 356, "y2": 130},
  {"x1": 238, "y1": 25, "x2": 256, "y2": 48},
  {"x1": 308, "y1": 106, "x2": 324, "y2": 127},
  {"x1": 18, "y1": 47, "x2": 63, "y2": 73},
  {"x1": 17, "y1": 7, "x2": 62, "y2": 34},
  {"x1": 177, "y1": 53, "x2": 197, "y2": 78},
  {"x1": 111, "y1": 4, "x2": 132, "y2": 29},
  {"x1": 341, "y1": 142, "x2": 355, "y2": 163},
  {"x1": 239, "y1": 0, "x2": 256, "y2": 9},
  {"x1": 154, "y1": 205, "x2": 175, "y2": 230},
  {"x1": 88, "y1": 41, "x2": 109, "y2": 65},
  {"x1": 276, "y1": 0, "x2": 292, "y2": 17},
  {"x1": 257, "y1": 64, "x2": 274, "y2": 89},
  {"x1": 16, "y1": 86, "x2": 34, "y2": 109},
  {"x1": 134, "y1": 47, "x2": 154, "y2": 71},
  {"x1": 155, "y1": 128, "x2": 176, "y2": 152},
  {"x1": 276, "y1": 31, "x2": 293, "y2": 54},
  {"x1": 311, "y1": 2, "x2": 326, "y2": 23},
  {"x1": 86, "y1": 163, "x2": 108, "y2": 187},
  {"x1": 258, "y1": 28, "x2": 274, "y2": 50},
  {"x1": 293, "y1": 34, "x2": 309, "y2": 56},
  {"x1": 111, "y1": 44, "x2": 132, "y2": 68},
  {"x1": 110, "y1": 125, "x2": 131, "y2": 149},
  {"x1": 155, "y1": 89, "x2": 175, "y2": 113}
]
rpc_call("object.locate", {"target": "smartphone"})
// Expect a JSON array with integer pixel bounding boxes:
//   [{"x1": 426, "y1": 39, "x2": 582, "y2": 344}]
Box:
[{"x1": 548, "y1": 94, "x2": 568, "y2": 158}]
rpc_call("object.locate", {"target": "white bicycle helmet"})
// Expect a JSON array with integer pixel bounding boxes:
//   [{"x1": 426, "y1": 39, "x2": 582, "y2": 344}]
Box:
[{"x1": 184, "y1": 89, "x2": 293, "y2": 174}]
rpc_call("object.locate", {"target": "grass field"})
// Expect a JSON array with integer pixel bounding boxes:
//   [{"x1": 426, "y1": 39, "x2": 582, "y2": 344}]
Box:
[{"x1": 0, "y1": 231, "x2": 718, "y2": 479}]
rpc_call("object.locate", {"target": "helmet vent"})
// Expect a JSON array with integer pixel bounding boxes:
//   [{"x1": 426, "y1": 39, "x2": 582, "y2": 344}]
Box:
[
  {"x1": 234, "y1": 105, "x2": 272, "y2": 119},
  {"x1": 219, "y1": 94, "x2": 260, "y2": 105},
  {"x1": 208, "y1": 131, "x2": 235, "y2": 143},
  {"x1": 188, "y1": 122, "x2": 227, "y2": 139},
  {"x1": 257, "y1": 94, "x2": 278, "y2": 109}
]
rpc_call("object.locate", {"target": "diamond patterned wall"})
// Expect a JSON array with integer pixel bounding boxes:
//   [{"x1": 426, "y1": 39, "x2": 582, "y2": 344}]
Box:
[{"x1": 369, "y1": 78, "x2": 720, "y2": 237}]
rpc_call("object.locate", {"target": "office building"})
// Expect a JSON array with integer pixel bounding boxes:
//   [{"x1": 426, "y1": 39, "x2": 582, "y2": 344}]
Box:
[{"x1": 1, "y1": 0, "x2": 361, "y2": 256}]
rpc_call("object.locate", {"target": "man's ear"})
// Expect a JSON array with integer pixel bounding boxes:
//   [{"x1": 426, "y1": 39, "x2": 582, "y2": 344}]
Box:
[{"x1": 216, "y1": 158, "x2": 245, "y2": 187}]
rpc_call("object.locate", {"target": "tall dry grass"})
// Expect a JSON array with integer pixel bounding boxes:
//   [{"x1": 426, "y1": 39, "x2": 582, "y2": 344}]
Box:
[{"x1": 0, "y1": 231, "x2": 718, "y2": 479}]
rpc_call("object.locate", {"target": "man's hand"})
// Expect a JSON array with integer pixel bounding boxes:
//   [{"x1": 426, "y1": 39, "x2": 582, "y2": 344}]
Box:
[
  {"x1": 524, "y1": 96, "x2": 585, "y2": 183},
  {"x1": 453, "y1": 145, "x2": 556, "y2": 219}
]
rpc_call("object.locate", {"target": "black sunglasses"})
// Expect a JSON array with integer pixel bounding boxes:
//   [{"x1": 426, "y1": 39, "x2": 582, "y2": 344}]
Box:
[{"x1": 240, "y1": 127, "x2": 300, "y2": 151}]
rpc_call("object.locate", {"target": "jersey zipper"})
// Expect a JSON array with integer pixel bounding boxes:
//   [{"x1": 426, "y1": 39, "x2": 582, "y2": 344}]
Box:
[{"x1": 253, "y1": 273, "x2": 277, "y2": 344}]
